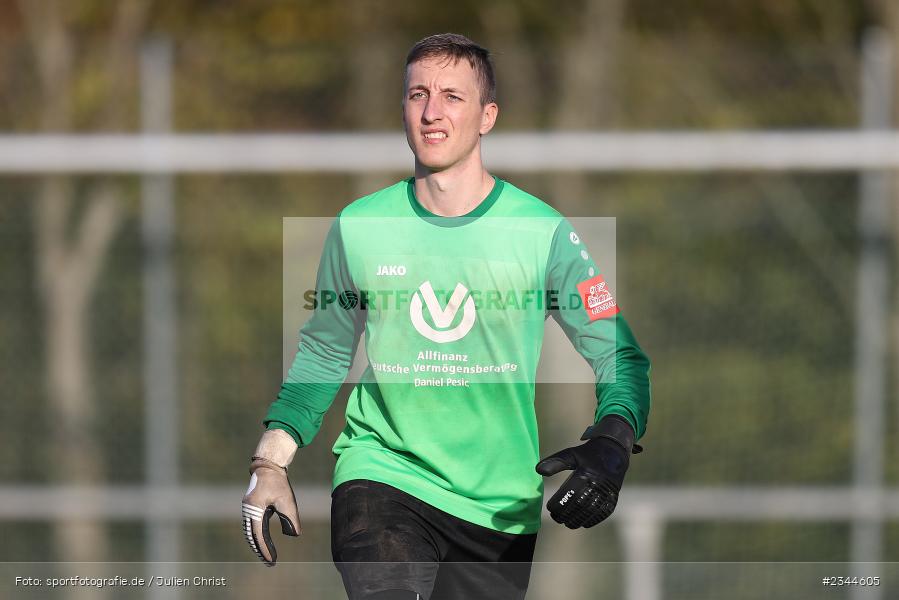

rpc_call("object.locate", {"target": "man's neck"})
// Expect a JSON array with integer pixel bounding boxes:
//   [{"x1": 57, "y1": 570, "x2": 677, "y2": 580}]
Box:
[{"x1": 413, "y1": 154, "x2": 495, "y2": 217}]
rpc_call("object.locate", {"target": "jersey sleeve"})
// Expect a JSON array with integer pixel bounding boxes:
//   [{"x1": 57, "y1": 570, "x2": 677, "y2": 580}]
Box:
[
  {"x1": 545, "y1": 218, "x2": 651, "y2": 439},
  {"x1": 263, "y1": 214, "x2": 364, "y2": 447}
]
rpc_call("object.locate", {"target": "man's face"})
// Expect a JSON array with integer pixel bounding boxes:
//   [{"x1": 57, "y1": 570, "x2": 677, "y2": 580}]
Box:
[{"x1": 403, "y1": 56, "x2": 497, "y2": 172}]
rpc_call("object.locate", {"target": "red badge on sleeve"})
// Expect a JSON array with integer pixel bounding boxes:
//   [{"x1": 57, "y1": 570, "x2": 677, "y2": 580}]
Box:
[{"x1": 576, "y1": 274, "x2": 620, "y2": 321}]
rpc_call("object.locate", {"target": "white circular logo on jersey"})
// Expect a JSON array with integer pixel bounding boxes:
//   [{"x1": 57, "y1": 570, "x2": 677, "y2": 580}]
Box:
[
  {"x1": 569, "y1": 231, "x2": 580, "y2": 245},
  {"x1": 410, "y1": 281, "x2": 477, "y2": 344},
  {"x1": 580, "y1": 250, "x2": 589, "y2": 260}
]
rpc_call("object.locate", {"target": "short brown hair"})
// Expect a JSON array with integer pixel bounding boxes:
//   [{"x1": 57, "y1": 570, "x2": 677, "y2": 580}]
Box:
[{"x1": 405, "y1": 33, "x2": 496, "y2": 105}]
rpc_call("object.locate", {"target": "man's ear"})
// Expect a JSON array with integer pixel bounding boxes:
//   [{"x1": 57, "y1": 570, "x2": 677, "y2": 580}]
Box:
[{"x1": 479, "y1": 102, "x2": 498, "y2": 135}]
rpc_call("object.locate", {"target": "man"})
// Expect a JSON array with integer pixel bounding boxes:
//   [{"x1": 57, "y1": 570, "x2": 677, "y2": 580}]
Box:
[{"x1": 242, "y1": 33, "x2": 651, "y2": 600}]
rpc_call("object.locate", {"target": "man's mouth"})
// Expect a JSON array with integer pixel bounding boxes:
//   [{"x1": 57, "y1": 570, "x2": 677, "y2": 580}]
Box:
[{"x1": 423, "y1": 131, "x2": 448, "y2": 144}]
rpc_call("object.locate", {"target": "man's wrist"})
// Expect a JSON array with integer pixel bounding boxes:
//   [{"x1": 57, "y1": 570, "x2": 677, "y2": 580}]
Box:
[
  {"x1": 252, "y1": 428, "x2": 298, "y2": 468},
  {"x1": 580, "y1": 414, "x2": 642, "y2": 454}
]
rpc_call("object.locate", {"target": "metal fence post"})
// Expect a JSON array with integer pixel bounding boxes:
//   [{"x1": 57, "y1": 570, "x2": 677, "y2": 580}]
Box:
[{"x1": 141, "y1": 36, "x2": 180, "y2": 598}]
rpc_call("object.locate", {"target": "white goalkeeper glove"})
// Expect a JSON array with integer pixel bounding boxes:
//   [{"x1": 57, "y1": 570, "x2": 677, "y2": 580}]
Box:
[{"x1": 242, "y1": 428, "x2": 301, "y2": 566}]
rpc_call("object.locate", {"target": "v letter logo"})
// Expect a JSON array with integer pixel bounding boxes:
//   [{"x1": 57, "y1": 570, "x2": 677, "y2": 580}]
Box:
[{"x1": 409, "y1": 281, "x2": 477, "y2": 343}]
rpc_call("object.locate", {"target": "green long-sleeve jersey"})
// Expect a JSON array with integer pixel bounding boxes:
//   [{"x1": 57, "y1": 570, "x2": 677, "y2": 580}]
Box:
[{"x1": 265, "y1": 176, "x2": 651, "y2": 534}]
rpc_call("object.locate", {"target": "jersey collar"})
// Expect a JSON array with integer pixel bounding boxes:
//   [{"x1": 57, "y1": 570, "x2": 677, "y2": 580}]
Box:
[{"x1": 406, "y1": 175, "x2": 504, "y2": 227}]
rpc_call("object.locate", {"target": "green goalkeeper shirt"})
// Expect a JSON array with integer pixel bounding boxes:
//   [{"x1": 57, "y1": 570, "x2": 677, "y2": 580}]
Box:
[{"x1": 265, "y1": 176, "x2": 651, "y2": 534}]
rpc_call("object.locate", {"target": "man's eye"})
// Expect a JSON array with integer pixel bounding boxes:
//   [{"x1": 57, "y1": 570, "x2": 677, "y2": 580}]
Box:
[
  {"x1": 411, "y1": 92, "x2": 426, "y2": 99},
  {"x1": 448, "y1": 95, "x2": 461, "y2": 101}
]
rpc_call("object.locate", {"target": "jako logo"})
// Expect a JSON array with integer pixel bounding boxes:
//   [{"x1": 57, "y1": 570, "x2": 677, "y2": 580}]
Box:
[
  {"x1": 559, "y1": 490, "x2": 575, "y2": 506},
  {"x1": 377, "y1": 265, "x2": 406, "y2": 276},
  {"x1": 409, "y1": 281, "x2": 476, "y2": 344}
]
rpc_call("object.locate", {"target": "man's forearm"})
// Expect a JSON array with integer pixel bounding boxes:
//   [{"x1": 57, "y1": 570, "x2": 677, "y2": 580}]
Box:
[{"x1": 263, "y1": 381, "x2": 343, "y2": 447}]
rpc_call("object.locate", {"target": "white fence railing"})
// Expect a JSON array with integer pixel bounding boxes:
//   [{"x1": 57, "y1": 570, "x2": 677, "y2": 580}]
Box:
[{"x1": 3, "y1": 131, "x2": 899, "y2": 173}]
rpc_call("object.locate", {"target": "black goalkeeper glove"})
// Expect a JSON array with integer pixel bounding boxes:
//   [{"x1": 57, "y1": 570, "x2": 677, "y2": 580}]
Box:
[{"x1": 535, "y1": 415, "x2": 642, "y2": 529}]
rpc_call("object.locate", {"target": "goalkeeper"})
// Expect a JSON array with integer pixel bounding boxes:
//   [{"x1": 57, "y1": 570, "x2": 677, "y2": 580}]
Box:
[{"x1": 242, "y1": 33, "x2": 651, "y2": 600}]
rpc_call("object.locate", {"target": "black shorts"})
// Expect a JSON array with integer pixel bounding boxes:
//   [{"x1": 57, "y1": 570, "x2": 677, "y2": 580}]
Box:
[{"x1": 331, "y1": 479, "x2": 537, "y2": 600}]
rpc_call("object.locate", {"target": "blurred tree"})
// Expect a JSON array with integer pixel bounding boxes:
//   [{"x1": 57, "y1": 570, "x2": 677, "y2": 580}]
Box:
[
  {"x1": 16, "y1": 0, "x2": 150, "y2": 573},
  {"x1": 537, "y1": 0, "x2": 628, "y2": 588},
  {"x1": 476, "y1": 0, "x2": 540, "y2": 128},
  {"x1": 866, "y1": 0, "x2": 899, "y2": 478},
  {"x1": 345, "y1": 0, "x2": 404, "y2": 197}
]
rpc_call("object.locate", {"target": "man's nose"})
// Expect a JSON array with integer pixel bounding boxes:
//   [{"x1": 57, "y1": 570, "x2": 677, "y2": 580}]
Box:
[{"x1": 422, "y1": 96, "x2": 442, "y2": 122}]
